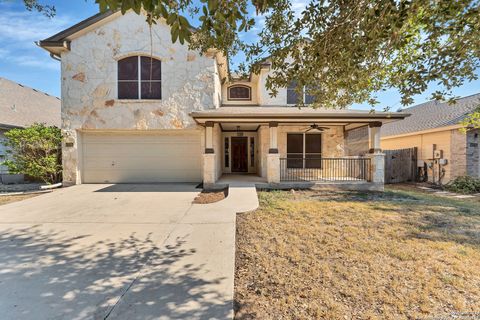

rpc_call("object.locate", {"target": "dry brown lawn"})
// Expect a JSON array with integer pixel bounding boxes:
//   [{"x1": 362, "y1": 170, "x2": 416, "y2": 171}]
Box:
[
  {"x1": 235, "y1": 186, "x2": 480, "y2": 320},
  {"x1": 0, "y1": 194, "x2": 40, "y2": 206}
]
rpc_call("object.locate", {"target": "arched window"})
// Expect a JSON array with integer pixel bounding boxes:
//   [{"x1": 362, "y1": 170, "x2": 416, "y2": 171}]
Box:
[
  {"x1": 118, "y1": 56, "x2": 161, "y2": 100},
  {"x1": 227, "y1": 85, "x2": 251, "y2": 101}
]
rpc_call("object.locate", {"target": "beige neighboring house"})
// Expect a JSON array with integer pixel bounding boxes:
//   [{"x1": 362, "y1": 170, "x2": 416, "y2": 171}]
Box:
[
  {"x1": 38, "y1": 11, "x2": 408, "y2": 190},
  {"x1": 0, "y1": 77, "x2": 61, "y2": 183},
  {"x1": 381, "y1": 94, "x2": 480, "y2": 183}
]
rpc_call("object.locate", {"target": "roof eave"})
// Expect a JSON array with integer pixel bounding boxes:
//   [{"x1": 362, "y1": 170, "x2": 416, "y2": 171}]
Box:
[
  {"x1": 190, "y1": 112, "x2": 410, "y2": 125},
  {"x1": 190, "y1": 112, "x2": 410, "y2": 119},
  {"x1": 37, "y1": 40, "x2": 71, "y2": 55}
]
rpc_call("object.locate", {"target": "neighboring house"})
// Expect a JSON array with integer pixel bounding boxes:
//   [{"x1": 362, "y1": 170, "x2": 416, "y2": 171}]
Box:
[
  {"x1": 0, "y1": 77, "x2": 61, "y2": 183},
  {"x1": 381, "y1": 94, "x2": 480, "y2": 183},
  {"x1": 39, "y1": 11, "x2": 408, "y2": 190}
]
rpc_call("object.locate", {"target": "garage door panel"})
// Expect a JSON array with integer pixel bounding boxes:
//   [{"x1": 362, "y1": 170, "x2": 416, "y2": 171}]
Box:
[
  {"x1": 82, "y1": 132, "x2": 202, "y2": 183},
  {"x1": 83, "y1": 158, "x2": 201, "y2": 171},
  {"x1": 84, "y1": 146, "x2": 198, "y2": 161}
]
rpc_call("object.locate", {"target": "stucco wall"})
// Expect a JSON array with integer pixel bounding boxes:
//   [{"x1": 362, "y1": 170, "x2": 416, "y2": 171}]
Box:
[
  {"x1": 221, "y1": 80, "x2": 259, "y2": 105},
  {"x1": 257, "y1": 69, "x2": 287, "y2": 106},
  {"x1": 60, "y1": 12, "x2": 221, "y2": 184}
]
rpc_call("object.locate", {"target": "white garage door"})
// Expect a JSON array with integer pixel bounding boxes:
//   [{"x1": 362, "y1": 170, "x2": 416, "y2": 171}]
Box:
[{"x1": 82, "y1": 131, "x2": 202, "y2": 183}]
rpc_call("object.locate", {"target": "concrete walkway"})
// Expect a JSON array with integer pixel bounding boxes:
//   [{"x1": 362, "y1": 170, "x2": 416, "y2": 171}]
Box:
[{"x1": 0, "y1": 183, "x2": 258, "y2": 320}]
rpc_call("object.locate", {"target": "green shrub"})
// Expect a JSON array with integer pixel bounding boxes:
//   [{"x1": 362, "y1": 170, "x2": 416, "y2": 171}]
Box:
[
  {"x1": 2, "y1": 124, "x2": 62, "y2": 184},
  {"x1": 445, "y1": 176, "x2": 480, "y2": 194}
]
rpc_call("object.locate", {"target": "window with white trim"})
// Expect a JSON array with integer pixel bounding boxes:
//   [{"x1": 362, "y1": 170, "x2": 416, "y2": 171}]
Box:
[
  {"x1": 287, "y1": 81, "x2": 314, "y2": 104},
  {"x1": 118, "y1": 56, "x2": 161, "y2": 100}
]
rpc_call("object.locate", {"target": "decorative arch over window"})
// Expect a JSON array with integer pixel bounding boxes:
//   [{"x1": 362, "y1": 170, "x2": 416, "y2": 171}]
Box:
[
  {"x1": 227, "y1": 85, "x2": 251, "y2": 101},
  {"x1": 118, "y1": 56, "x2": 161, "y2": 100}
]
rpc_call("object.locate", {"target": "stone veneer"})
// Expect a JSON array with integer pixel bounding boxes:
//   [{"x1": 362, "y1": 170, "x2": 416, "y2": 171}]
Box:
[
  {"x1": 466, "y1": 129, "x2": 480, "y2": 178},
  {"x1": 59, "y1": 12, "x2": 221, "y2": 184}
]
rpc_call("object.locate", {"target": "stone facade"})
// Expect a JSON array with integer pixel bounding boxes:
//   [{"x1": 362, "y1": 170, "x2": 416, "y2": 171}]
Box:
[
  {"x1": 345, "y1": 126, "x2": 369, "y2": 156},
  {"x1": 466, "y1": 129, "x2": 480, "y2": 178},
  {"x1": 53, "y1": 11, "x2": 386, "y2": 188},
  {"x1": 450, "y1": 129, "x2": 468, "y2": 181},
  {"x1": 59, "y1": 12, "x2": 222, "y2": 185}
]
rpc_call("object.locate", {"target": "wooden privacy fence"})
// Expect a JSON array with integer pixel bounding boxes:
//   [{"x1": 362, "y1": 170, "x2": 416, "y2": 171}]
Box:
[{"x1": 384, "y1": 147, "x2": 417, "y2": 184}]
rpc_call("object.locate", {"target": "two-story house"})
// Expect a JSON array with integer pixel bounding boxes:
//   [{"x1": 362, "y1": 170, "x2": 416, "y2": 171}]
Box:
[{"x1": 39, "y1": 10, "x2": 408, "y2": 190}]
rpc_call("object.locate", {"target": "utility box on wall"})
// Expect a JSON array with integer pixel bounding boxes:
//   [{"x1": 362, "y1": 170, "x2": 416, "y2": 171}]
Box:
[{"x1": 434, "y1": 150, "x2": 443, "y2": 159}]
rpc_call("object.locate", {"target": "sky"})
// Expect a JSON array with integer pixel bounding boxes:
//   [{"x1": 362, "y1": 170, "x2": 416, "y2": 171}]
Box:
[{"x1": 0, "y1": 0, "x2": 479, "y2": 111}]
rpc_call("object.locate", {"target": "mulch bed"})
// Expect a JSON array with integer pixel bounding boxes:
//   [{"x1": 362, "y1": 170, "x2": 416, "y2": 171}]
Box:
[{"x1": 192, "y1": 188, "x2": 227, "y2": 204}]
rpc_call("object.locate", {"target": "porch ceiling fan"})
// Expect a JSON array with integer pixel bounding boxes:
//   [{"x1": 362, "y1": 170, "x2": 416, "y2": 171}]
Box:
[{"x1": 304, "y1": 123, "x2": 330, "y2": 132}]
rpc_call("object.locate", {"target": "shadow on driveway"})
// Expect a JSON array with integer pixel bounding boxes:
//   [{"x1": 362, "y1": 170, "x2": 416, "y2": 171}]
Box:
[
  {"x1": 0, "y1": 226, "x2": 231, "y2": 320},
  {"x1": 94, "y1": 183, "x2": 202, "y2": 193}
]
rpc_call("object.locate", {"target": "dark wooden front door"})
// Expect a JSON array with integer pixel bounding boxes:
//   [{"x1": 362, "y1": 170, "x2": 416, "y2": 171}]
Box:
[{"x1": 231, "y1": 137, "x2": 248, "y2": 172}]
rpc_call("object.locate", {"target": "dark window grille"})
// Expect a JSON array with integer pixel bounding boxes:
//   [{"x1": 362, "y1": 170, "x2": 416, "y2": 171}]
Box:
[
  {"x1": 228, "y1": 85, "x2": 251, "y2": 100},
  {"x1": 287, "y1": 81, "x2": 299, "y2": 104},
  {"x1": 118, "y1": 56, "x2": 161, "y2": 100},
  {"x1": 287, "y1": 133, "x2": 322, "y2": 168},
  {"x1": 287, "y1": 81, "x2": 315, "y2": 104}
]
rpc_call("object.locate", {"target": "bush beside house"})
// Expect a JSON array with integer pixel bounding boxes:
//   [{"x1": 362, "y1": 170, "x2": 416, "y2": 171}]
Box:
[{"x1": 2, "y1": 124, "x2": 62, "y2": 184}]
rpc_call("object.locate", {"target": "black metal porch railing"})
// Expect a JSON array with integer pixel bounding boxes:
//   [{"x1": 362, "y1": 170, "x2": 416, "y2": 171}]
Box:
[{"x1": 280, "y1": 157, "x2": 371, "y2": 182}]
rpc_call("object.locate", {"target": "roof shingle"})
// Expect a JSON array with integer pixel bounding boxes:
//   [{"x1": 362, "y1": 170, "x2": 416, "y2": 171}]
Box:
[
  {"x1": 0, "y1": 77, "x2": 61, "y2": 129},
  {"x1": 381, "y1": 93, "x2": 480, "y2": 137}
]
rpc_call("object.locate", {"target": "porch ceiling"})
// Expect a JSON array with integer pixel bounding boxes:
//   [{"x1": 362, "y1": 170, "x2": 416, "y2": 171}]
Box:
[{"x1": 191, "y1": 106, "x2": 409, "y2": 125}]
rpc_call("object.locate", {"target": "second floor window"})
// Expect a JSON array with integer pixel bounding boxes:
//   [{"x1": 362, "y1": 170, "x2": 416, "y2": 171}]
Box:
[
  {"x1": 228, "y1": 85, "x2": 251, "y2": 101},
  {"x1": 287, "y1": 81, "x2": 314, "y2": 105},
  {"x1": 118, "y1": 56, "x2": 161, "y2": 100}
]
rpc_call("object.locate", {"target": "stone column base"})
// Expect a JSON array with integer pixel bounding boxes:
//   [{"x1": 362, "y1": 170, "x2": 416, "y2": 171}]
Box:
[
  {"x1": 267, "y1": 153, "x2": 280, "y2": 183},
  {"x1": 203, "y1": 153, "x2": 216, "y2": 186},
  {"x1": 366, "y1": 153, "x2": 385, "y2": 185}
]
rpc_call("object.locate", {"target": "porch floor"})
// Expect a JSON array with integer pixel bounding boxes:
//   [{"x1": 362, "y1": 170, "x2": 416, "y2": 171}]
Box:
[{"x1": 218, "y1": 174, "x2": 267, "y2": 186}]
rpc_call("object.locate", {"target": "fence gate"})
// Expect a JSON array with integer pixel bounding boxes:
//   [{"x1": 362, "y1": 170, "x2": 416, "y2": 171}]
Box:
[{"x1": 384, "y1": 147, "x2": 417, "y2": 184}]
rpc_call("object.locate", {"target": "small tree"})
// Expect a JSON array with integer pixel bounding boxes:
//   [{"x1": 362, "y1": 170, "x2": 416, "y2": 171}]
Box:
[{"x1": 2, "y1": 124, "x2": 62, "y2": 184}]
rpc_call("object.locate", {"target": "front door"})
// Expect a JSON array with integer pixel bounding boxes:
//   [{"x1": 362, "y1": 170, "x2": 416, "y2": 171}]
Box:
[{"x1": 231, "y1": 137, "x2": 248, "y2": 172}]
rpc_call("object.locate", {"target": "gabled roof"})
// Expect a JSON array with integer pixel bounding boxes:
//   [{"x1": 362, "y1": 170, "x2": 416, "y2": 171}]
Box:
[
  {"x1": 41, "y1": 11, "x2": 115, "y2": 43},
  {"x1": 382, "y1": 93, "x2": 480, "y2": 137},
  {"x1": 0, "y1": 77, "x2": 61, "y2": 129},
  {"x1": 38, "y1": 11, "x2": 117, "y2": 55}
]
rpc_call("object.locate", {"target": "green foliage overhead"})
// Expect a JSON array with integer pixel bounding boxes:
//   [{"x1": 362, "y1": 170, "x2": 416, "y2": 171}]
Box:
[
  {"x1": 93, "y1": 0, "x2": 480, "y2": 111},
  {"x1": 460, "y1": 107, "x2": 480, "y2": 131},
  {"x1": 2, "y1": 124, "x2": 62, "y2": 184},
  {"x1": 15, "y1": 0, "x2": 56, "y2": 17},
  {"x1": 21, "y1": 1, "x2": 480, "y2": 126}
]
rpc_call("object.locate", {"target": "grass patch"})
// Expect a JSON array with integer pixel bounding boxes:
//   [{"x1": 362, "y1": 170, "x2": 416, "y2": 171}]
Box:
[
  {"x1": 235, "y1": 186, "x2": 480, "y2": 319},
  {"x1": 0, "y1": 194, "x2": 40, "y2": 206}
]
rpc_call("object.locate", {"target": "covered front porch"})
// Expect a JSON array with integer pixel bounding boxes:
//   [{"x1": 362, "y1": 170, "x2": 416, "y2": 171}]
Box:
[{"x1": 191, "y1": 107, "x2": 408, "y2": 191}]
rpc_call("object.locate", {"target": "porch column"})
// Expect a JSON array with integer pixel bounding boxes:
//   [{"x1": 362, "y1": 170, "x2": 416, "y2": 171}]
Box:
[
  {"x1": 267, "y1": 122, "x2": 280, "y2": 183},
  {"x1": 368, "y1": 122, "x2": 382, "y2": 154},
  {"x1": 203, "y1": 121, "x2": 216, "y2": 186},
  {"x1": 366, "y1": 122, "x2": 384, "y2": 188}
]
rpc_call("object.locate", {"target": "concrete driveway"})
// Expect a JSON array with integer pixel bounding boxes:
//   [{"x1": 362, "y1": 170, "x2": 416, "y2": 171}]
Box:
[{"x1": 0, "y1": 183, "x2": 257, "y2": 320}]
